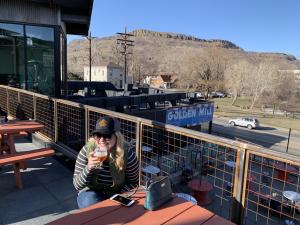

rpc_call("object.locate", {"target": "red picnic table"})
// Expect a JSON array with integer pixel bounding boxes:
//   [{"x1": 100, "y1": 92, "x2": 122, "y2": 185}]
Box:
[
  {"x1": 0, "y1": 120, "x2": 54, "y2": 189},
  {"x1": 47, "y1": 191, "x2": 235, "y2": 225}
]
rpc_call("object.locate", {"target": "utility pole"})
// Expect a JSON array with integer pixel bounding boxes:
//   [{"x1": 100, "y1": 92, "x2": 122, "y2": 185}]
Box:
[
  {"x1": 89, "y1": 31, "x2": 92, "y2": 83},
  {"x1": 85, "y1": 31, "x2": 94, "y2": 96},
  {"x1": 116, "y1": 27, "x2": 134, "y2": 90},
  {"x1": 138, "y1": 65, "x2": 141, "y2": 86}
]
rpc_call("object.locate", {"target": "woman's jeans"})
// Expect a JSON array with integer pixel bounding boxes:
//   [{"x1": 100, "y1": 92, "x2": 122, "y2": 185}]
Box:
[{"x1": 77, "y1": 189, "x2": 108, "y2": 209}]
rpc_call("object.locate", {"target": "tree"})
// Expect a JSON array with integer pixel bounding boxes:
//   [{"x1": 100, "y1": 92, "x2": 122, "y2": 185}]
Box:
[
  {"x1": 274, "y1": 65, "x2": 299, "y2": 110},
  {"x1": 67, "y1": 72, "x2": 83, "y2": 80},
  {"x1": 183, "y1": 47, "x2": 227, "y2": 97},
  {"x1": 246, "y1": 62, "x2": 279, "y2": 109},
  {"x1": 224, "y1": 60, "x2": 253, "y2": 105},
  {"x1": 276, "y1": 71, "x2": 297, "y2": 115}
]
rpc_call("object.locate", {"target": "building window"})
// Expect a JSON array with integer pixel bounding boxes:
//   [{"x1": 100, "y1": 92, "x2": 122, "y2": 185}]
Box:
[
  {"x1": 0, "y1": 22, "x2": 55, "y2": 96},
  {"x1": 0, "y1": 23, "x2": 25, "y2": 88},
  {"x1": 26, "y1": 25, "x2": 54, "y2": 95},
  {"x1": 120, "y1": 80, "x2": 122, "y2": 88},
  {"x1": 102, "y1": 70, "x2": 104, "y2": 76}
]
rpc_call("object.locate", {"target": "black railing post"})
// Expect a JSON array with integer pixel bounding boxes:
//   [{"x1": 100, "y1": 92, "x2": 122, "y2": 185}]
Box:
[{"x1": 286, "y1": 128, "x2": 291, "y2": 153}]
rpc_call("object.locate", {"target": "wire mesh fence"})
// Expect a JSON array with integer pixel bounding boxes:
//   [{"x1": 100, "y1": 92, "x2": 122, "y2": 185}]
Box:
[
  {"x1": 35, "y1": 96, "x2": 55, "y2": 140},
  {"x1": 139, "y1": 123, "x2": 238, "y2": 220},
  {"x1": 244, "y1": 152, "x2": 300, "y2": 225},
  {"x1": 7, "y1": 89, "x2": 18, "y2": 117},
  {"x1": 19, "y1": 92, "x2": 34, "y2": 119},
  {"x1": 56, "y1": 100, "x2": 85, "y2": 151},
  {"x1": 0, "y1": 87, "x2": 7, "y2": 112}
]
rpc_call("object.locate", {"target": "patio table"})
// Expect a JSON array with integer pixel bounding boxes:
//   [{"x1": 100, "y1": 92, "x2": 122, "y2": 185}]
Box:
[
  {"x1": 47, "y1": 191, "x2": 235, "y2": 225},
  {"x1": 0, "y1": 120, "x2": 44, "y2": 188},
  {"x1": 188, "y1": 179, "x2": 213, "y2": 206}
]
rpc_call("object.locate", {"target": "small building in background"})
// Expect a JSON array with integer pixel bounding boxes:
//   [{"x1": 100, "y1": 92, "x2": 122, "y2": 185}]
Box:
[
  {"x1": 84, "y1": 62, "x2": 132, "y2": 88},
  {"x1": 144, "y1": 73, "x2": 176, "y2": 89}
]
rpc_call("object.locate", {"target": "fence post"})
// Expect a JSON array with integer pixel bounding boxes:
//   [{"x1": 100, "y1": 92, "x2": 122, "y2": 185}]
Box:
[
  {"x1": 85, "y1": 107, "x2": 89, "y2": 142},
  {"x1": 6, "y1": 88, "x2": 9, "y2": 115},
  {"x1": 54, "y1": 99, "x2": 58, "y2": 142},
  {"x1": 136, "y1": 119, "x2": 142, "y2": 187},
  {"x1": 33, "y1": 95, "x2": 37, "y2": 120},
  {"x1": 17, "y1": 91, "x2": 20, "y2": 103},
  {"x1": 231, "y1": 145, "x2": 248, "y2": 225},
  {"x1": 286, "y1": 128, "x2": 291, "y2": 153}
]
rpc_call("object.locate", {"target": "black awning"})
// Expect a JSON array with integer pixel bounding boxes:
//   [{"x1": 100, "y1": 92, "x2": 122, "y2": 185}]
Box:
[{"x1": 30, "y1": 0, "x2": 93, "y2": 35}]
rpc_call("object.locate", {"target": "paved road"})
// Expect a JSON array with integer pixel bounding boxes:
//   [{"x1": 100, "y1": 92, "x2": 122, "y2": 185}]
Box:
[{"x1": 212, "y1": 117, "x2": 300, "y2": 156}]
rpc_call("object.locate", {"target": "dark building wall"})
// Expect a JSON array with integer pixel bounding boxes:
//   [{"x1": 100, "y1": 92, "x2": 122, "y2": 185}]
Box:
[{"x1": 0, "y1": 0, "x2": 66, "y2": 31}]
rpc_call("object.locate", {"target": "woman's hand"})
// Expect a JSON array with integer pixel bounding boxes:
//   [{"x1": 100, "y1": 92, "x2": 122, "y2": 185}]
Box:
[{"x1": 87, "y1": 151, "x2": 100, "y2": 170}]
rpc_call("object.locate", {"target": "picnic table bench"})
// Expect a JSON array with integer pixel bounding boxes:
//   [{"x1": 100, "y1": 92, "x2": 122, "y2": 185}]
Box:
[{"x1": 0, "y1": 148, "x2": 55, "y2": 189}]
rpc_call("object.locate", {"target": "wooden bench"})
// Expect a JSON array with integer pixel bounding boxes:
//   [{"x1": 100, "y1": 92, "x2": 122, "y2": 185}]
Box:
[{"x1": 0, "y1": 148, "x2": 55, "y2": 189}]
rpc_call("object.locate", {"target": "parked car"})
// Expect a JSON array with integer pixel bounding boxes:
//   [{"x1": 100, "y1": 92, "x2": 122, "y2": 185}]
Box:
[
  {"x1": 210, "y1": 91, "x2": 226, "y2": 98},
  {"x1": 228, "y1": 118, "x2": 259, "y2": 129},
  {"x1": 195, "y1": 92, "x2": 204, "y2": 98}
]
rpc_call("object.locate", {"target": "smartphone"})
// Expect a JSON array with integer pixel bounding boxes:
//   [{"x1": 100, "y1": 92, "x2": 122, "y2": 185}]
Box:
[{"x1": 110, "y1": 194, "x2": 135, "y2": 207}]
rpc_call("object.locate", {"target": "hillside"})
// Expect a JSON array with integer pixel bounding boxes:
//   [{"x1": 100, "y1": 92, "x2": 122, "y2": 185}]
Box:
[{"x1": 67, "y1": 29, "x2": 300, "y2": 80}]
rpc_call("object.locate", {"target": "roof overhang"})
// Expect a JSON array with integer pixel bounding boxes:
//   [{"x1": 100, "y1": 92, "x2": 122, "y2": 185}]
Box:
[{"x1": 30, "y1": 0, "x2": 93, "y2": 35}]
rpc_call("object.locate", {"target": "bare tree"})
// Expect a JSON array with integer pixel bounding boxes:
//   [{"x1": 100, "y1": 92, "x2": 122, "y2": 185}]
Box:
[
  {"x1": 224, "y1": 60, "x2": 253, "y2": 105},
  {"x1": 182, "y1": 47, "x2": 227, "y2": 97},
  {"x1": 246, "y1": 62, "x2": 279, "y2": 109},
  {"x1": 276, "y1": 71, "x2": 297, "y2": 115},
  {"x1": 259, "y1": 73, "x2": 291, "y2": 116},
  {"x1": 111, "y1": 42, "x2": 123, "y2": 65}
]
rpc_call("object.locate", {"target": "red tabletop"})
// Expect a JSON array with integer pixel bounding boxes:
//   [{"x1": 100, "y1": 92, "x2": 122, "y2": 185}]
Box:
[{"x1": 47, "y1": 191, "x2": 235, "y2": 225}]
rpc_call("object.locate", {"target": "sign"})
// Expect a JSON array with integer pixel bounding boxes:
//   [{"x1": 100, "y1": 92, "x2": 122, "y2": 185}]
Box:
[{"x1": 166, "y1": 103, "x2": 214, "y2": 126}]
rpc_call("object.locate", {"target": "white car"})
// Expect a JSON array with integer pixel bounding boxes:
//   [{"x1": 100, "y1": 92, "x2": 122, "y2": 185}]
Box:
[{"x1": 228, "y1": 118, "x2": 259, "y2": 129}]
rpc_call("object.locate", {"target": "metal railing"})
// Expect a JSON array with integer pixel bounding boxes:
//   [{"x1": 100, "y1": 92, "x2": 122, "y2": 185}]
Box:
[{"x1": 1, "y1": 84, "x2": 299, "y2": 225}]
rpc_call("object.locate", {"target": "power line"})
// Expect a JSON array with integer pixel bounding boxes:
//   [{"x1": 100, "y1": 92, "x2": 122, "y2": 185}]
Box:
[{"x1": 116, "y1": 27, "x2": 134, "y2": 89}]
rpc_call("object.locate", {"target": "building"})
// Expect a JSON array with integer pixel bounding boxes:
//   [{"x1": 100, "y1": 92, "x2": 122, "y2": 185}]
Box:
[
  {"x1": 0, "y1": 0, "x2": 93, "y2": 97},
  {"x1": 144, "y1": 73, "x2": 176, "y2": 89},
  {"x1": 84, "y1": 62, "x2": 131, "y2": 88}
]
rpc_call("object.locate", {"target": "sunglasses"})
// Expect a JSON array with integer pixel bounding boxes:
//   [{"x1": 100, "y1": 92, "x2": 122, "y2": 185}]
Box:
[{"x1": 93, "y1": 133, "x2": 112, "y2": 140}]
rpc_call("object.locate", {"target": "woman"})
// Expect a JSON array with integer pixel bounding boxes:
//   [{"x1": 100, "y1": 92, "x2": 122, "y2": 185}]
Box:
[{"x1": 73, "y1": 116, "x2": 139, "y2": 208}]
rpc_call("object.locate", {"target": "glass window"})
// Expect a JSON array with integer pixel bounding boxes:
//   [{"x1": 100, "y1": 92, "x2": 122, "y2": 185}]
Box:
[
  {"x1": 0, "y1": 23, "x2": 25, "y2": 88},
  {"x1": 26, "y1": 25, "x2": 54, "y2": 95}
]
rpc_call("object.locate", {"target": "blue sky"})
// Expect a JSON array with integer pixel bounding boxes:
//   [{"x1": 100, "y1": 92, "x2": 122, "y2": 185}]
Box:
[{"x1": 68, "y1": 0, "x2": 300, "y2": 59}]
